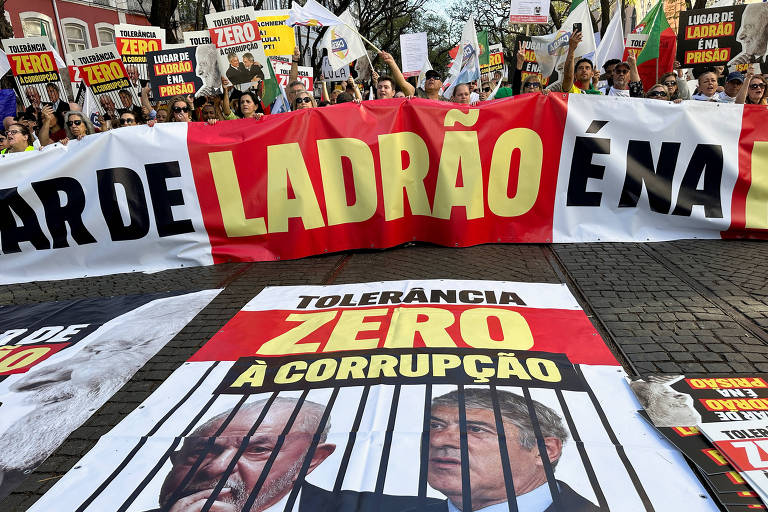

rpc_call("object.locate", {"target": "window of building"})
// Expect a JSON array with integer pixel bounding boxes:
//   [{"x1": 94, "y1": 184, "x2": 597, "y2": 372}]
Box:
[
  {"x1": 97, "y1": 27, "x2": 115, "y2": 46},
  {"x1": 65, "y1": 23, "x2": 88, "y2": 52},
  {"x1": 21, "y1": 17, "x2": 57, "y2": 49}
]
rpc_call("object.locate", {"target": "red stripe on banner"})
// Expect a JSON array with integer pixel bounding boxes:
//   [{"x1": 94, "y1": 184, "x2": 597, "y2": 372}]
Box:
[
  {"x1": 188, "y1": 304, "x2": 618, "y2": 365},
  {"x1": 714, "y1": 439, "x2": 768, "y2": 472},
  {"x1": 187, "y1": 94, "x2": 568, "y2": 264},
  {"x1": 724, "y1": 104, "x2": 768, "y2": 239}
]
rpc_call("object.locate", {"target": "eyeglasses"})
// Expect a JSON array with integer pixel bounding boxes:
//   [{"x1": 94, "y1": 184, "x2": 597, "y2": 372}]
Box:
[
  {"x1": 647, "y1": 90, "x2": 668, "y2": 98},
  {"x1": 119, "y1": 118, "x2": 136, "y2": 125},
  {"x1": 66, "y1": 120, "x2": 83, "y2": 127},
  {"x1": 482, "y1": 87, "x2": 491, "y2": 92},
  {"x1": 614, "y1": 69, "x2": 629, "y2": 75},
  {"x1": 6, "y1": 129, "x2": 21, "y2": 136},
  {"x1": 750, "y1": 83, "x2": 767, "y2": 90},
  {"x1": 524, "y1": 82, "x2": 541, "y2": 88},
  {"x1": 172, "y1": 106, "x2": 190, "y2": 113},
  {"x1": 663, "y1": 81, "x2": 677, "y2": 87},
  {"x1": 295, "y1": 97, "x2": 312, "y2": 104}
]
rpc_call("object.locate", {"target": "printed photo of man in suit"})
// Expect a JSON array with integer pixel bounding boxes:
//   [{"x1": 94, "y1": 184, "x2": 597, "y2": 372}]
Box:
[{"x1": 416, "y1": 388, "x2": 601, "y2": 512}]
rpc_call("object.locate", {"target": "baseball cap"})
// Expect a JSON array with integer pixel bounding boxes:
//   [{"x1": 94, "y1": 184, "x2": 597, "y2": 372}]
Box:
[
  {"x1": 726, "y1": 71, "x2": 745, "y2": 83},
  {"x1": 425, "y1": 70, "x2": 441, "y2": 80}
]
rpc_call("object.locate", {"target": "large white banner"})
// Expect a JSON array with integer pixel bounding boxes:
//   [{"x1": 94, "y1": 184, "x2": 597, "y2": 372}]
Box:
[{"x1": 0, "y1": 96, "x2": 765, "y2": 285}]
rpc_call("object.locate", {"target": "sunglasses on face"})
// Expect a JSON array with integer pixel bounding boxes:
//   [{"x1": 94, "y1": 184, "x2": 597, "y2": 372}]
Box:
[
  {"x1": 648, "y1": 90, "x2": 667, "y2": 98},
  {"x1": 295, "y1": 97, "x2": 312, "y2": 104},
  {"x1": 524, "y1": 82, "x2": 541, "y2": 88},
  {"x1": 119, "y1": 118, "x2": 136, "y2": 125},
  {"x1": 750, "y1": 83, "x2": 767, "y2": 90},
  {"x1": 482, "y1": 87, "x2": 491, "y2": 92},
  {"x1": 66, "y1": 120, "x2": 83, "y2": 127},
  {"x1": 426, "y1": 76, "x2": 440, "y2": 81},
  {"x1": 615, "y1": 69, "x2": 629, "y2": 75},
  {"x1": 663, "y1": 81, "x2": 677, "y2": 87},
  {"x1": 172, "y1": 106, "x2": 190, "y2": 113}
]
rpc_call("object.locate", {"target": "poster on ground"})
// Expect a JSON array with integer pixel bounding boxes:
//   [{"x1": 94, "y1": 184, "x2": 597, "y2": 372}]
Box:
[
  {"x1": 114, "y1": 24, "x2": 165, "y2": 84},
  {"x1": 206, "y1": 7, "x2": 271, "y2": 89},
  {"x1": 29, "y1": 280, "x2": 718, "y2": 511},
  {"x1": 70, "y1": 45, "x2": 142, "y2": 118},
  {"x1": 0, "y1": 289, "x2": 221, "y2": 499},
  {"x1": 147, "y1": 46, "x2": 221, "y2": 99},
  {"x1": 1, "y1": 37, "x2": 64, "y2": 111},
  {"x1": 676, "y1": 4, "x2": 768, "y2": 74}
]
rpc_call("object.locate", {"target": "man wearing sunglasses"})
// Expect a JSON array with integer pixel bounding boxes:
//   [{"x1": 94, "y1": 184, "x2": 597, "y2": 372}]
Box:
[
  {"x1": 602, "y1": 55, "x2": 643, "y2": 97},
  {"x1": 416, "y1": 70, "x2": 450, "y2": 101}
]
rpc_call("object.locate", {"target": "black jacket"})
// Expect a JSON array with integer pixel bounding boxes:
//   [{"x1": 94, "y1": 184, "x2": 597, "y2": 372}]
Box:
[{"x1": 404, "y1": 481, "x2": 602, "y2": 512}]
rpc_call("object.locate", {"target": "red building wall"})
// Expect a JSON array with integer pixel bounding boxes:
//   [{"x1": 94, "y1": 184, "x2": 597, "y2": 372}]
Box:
[{"x1": 5, "y1": 0, "x2": 149, "y2": 60}]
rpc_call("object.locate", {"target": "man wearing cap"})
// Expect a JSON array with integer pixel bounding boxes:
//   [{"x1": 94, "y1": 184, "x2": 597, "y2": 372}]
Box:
[
  {"x1": 601, "y1": 54, "x2": 643, "y2": 97},
  {"x1": 417, "y1": 69, "x2": 450, "y2": 101},
  {"x1": 713, "y1": 71, "x2": 744, "y2": 103}
]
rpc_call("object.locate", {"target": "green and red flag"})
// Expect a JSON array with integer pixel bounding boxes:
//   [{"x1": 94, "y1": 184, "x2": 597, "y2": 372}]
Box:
[{"x1": 635, "y1": 0, "x2": 676, "y2": 91}]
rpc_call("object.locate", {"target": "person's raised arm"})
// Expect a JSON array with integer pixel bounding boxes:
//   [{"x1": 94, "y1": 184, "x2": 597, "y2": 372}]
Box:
[
  {"x1": 140, "y1": 83, "x2": 152, "y2": 111},
  {"x1": 322, "y1": 80, "x2": 330, "y2": 103},
  {"x1": 627, "y1": 53, "x2": 641, "y2": 83},
  {"x1": 221, "y1": 81, "x2": 233, "y2": 117},
  {"x1": 348, "y1": 76, "x2": 362, "y2": 100},
  {"x1": 38, "y1": 105, "x2": 54, "y2": 146},
  {"x1": 561, "y1": 30, "x2": 582, "y2": 92},
  {"x1": 736, "y1": 70, "x2": 754, "y2": 104},
  {"x1": 378, "y1": 51, "x2": 415, "y2": 97},
  {"x1": 289, "y1": 46, "x2": 300, "y2": 85},
  {"x1": 512, "y1": 41, "x2": 525, "y2": 95}
]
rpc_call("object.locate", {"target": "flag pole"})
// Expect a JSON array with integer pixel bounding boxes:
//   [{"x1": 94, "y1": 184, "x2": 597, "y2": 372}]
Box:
[{"x1": 344, "y1": 24, "x2": 382, "y2": 54}]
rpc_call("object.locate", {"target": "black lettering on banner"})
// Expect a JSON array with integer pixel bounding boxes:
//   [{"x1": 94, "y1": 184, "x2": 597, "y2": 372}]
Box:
[
  {"x1": 619, "y1": 141, "x2": 681, "y2": 213},
  {"x1": 145, "y1": 161, "x2": 194, "y2": 237},
  {"x1": 31, "y1": 177, "x2": 97, "y2": 248},
  {"x1": 566, "y1": 137, "x2": 611, "y2": 207},
  {"x1": 97, "y1": 167, "x2": 150, "y2": 241},
  {"x1": 0, "y1": 188, "x2": 51, "y2": 253},
  {"x1": 671, "y1": 144, "x2": 723, "y2": 218}
]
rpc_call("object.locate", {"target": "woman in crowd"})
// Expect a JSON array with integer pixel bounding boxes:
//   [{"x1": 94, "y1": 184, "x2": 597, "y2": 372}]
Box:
[
  {"x1": 169, "y1": 96, "x2": 194, "y2": 122},
  {"x1": 736, "y1": 72, "x2": 767, "y2": 105},
  {"x1": 645, "y1": 84, "x2": 671, "y2": 101},
  {"x1": 293, "y1": 90, "x2": 316, "y2": 110},
  {"x1": 156, "y1": 107, "x2": 169, "y2": 122},
  {"x1": 222, "y1": 87, "x2": 265, "y2": 120},
  {"x1": 2, "y1": 123, "x2": 34, "y2": 154},
  {"x1": 119, "y1": 111, "x2": 139, "y2": 127},
  {"x1": 659, "y1": 71, "x2": 690, "y2": 102},
  {"x1": 521, "y1": 75, "x2": 547, "y2": 95},
  {"x1": 451, "y1": 83, "x2": 472, "y2": 104},
  {"x1": 64, "y1": 111, "x2": 96, "y2": 140}
]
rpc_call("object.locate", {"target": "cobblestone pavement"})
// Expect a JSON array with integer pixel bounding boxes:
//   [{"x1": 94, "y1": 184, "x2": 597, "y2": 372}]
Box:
[{"x1": 3, "y1": 240, "x2": 768, "y2": 510}]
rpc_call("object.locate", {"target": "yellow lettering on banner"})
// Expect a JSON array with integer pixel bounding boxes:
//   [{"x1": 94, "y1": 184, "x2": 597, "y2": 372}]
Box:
[
  {"x1": 745, "y1": 141, "x2": 768, "y2": 229},
  {"x1": 324, "y1": 308, "x2": 387, "y2": 352},
  {"x1": 257, "y1": 311, "x2": 337, "y2": 354},
  {"x1": 459, "y1": 308, "x2": 533, "y2": 349},
  {"x1": 231, "y1": 361, "x2": 267, "y2": 387},
  {"x1": 0, "y1": 347, "x2": 50, "y2": 373},
  {"x1": 488, "y1": 128, "x2": 543, "y2": 217},
  {"x1": 274, "y1": 360, "x2": 307, "y2": 383},
  {"x1": 317, "y1": 138, "x2": 377, "y2": 226},
  {"x1": 383, "y1": 307, "x2": 455, "y2": 348},
  {"x1": 209, "y1": 151, "x2": 267, "y2": 236},
  {"x1": 432, "y1": 354, "x2": 462, "y2": 376},
  {"x1": 432, "y1": 131, "x2": 484, "y2": 220},
  {"x1": 379, "y1": 132, "x2": 431, "y2": 220},
  {"x1": 267, "y1": 143, "x2": 325, "y2": 233}
]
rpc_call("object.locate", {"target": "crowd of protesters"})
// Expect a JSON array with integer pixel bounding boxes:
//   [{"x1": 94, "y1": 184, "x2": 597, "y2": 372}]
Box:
[{"x1": 2, "y1": 31, "x2": 766, "y2": 155}]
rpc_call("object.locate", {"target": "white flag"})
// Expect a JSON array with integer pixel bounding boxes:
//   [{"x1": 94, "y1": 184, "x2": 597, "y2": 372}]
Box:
[
  {"x1": 321, "y1": 10, "x2": 367, "y2": 71},
  {"x1": 532, "y1": 1, "x2": 596, "y2": 80},
  {"x1": 443, "y1": 16, "x2": 481, "y2": 98},
  {"x1": 52, "y1": 49, "x2": 67, "y2": 69},
  {"x1": 594, "y1": 8, "x2": 625, "y2": 72},
  {"x1": 286, "y1": 0, "x2": 344, "y2": 27},
  {"x1": 0, "y1": 48, "x2": 9, "y2": 77},
  {"x1": 83, "y1": 87, "x2": 101, "y2": 128},
  {"x1": 487, "y1": 78, "x2": 503, "y2": 100},
  {"x1": 271, "y1": 84, "x2": 292, "y2": 113},
  {"x1": 417, "y1": 56, "x2": 433, "y2": 89}
]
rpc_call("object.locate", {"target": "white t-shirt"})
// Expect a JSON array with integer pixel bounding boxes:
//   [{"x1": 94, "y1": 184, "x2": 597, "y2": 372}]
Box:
[{"x1": 607, "y1": 86, "x2": 630, "y2": 97}]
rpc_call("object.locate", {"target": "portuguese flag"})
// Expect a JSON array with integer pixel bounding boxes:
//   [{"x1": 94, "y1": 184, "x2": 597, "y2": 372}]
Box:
[{"x1": 635, "y1": 0, "x2": 677, "y2": 91}]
